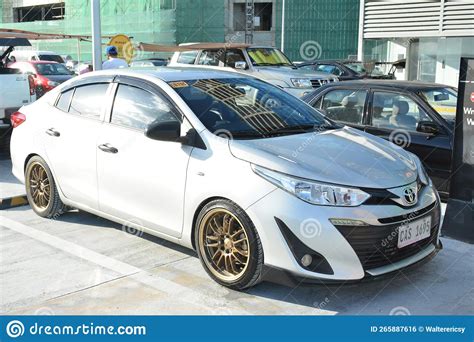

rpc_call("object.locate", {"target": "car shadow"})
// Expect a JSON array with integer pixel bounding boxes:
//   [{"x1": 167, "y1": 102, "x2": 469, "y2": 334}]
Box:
[{"x1": 56, "y1": 209, "x2": 196, "y2": 257}]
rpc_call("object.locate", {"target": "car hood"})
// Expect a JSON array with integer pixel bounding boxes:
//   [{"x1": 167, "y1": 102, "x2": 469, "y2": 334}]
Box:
[
  {"x1": 254, "y1": 65, "x2": 337, "y2": 81},
  {"x1": 44, "y1": 75, "x2": 74, "y2": 83},
  {"x1": 229, "y1": 126, "x2": 418, "y2": 189}
]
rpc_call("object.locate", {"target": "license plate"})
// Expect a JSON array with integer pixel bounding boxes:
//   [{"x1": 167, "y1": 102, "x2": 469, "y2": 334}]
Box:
[{"x1": 397, "y1": 216, "x2": 431, "y2": 248}]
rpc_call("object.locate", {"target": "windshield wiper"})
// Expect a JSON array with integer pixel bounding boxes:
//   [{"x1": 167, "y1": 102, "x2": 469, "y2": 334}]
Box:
[{"x1": 265, "y1": 123, "x2": 340, "y2": 136}]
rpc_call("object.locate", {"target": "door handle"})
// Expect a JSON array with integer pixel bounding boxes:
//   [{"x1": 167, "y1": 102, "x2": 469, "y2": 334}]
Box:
[
  {"x1": 45, "y1": 128, "x2": 60, "y2": 137},
  {"x1": 98, "y1": 143, "x2": 118, "y2": 154}
]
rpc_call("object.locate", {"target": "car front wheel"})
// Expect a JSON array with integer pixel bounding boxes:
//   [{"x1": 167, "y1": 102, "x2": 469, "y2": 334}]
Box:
[{"x1": 195, "y1": 199, "x2": 263, "y2": 290}]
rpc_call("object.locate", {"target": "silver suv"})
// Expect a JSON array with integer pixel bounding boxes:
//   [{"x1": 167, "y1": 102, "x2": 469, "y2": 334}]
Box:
[{"x1": 169, "y1": 45, "x2": 338, "y2": 98}]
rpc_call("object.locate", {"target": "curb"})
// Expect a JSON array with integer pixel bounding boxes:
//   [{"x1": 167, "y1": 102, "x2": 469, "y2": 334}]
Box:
[{"x1": 0, "y1": 195, "x2": 29, "y2": 210}]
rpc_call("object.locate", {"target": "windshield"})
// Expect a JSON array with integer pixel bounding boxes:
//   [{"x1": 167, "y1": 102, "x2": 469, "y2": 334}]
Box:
[
  {"x1": 36, "y1": 63, "x2": 71, "y2": 76},
  {"x1": 419, "y1": 87, "x2": 457, "y2": 120},
  {"x1": 170, "y1": 77, "x2": 331, "y2": 139},
  {"x1": 345, "y1": 62, "x2": 366, "y2": 74},
  {"x1": 39, "y1": 54, "x2": 65, "y2": 63},
  {"x1": 247, "y1": 48, "x2": 293, "y2": 66}
]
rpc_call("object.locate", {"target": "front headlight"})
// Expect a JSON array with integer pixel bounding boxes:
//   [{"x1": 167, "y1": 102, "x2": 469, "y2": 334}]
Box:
[
  {"x1": 415, "y1": 157, "x2": 430, "y2": 186},
  {"x1": 47, "y1": 81, "x2": 59, "y2": 87},
  {"x1": 252, "y1": 165, "x2": 371, "y2": 206},
  {"x1": 291, "y1": 78, "x2": 312, "y2": 88}
]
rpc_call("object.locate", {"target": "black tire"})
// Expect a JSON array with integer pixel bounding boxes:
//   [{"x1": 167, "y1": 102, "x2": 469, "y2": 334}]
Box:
[
  {"x1": 195, "y1": 199, "x2": 263, "y2": 290},
  {"x1": 25, "y1": 156, "x2": 67, "y2": 218}
]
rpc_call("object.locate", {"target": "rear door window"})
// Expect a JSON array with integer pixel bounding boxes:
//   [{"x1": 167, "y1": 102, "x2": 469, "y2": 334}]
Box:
[
  {"x1": 69, "y1": 83, "x2": 109, "y2": 120},
  {"x1": 320, "y1": 89, "x2": 367, "y2": 124},
  {"x1": 55, "y1": 88, "x2": 74, "y2": 112}
]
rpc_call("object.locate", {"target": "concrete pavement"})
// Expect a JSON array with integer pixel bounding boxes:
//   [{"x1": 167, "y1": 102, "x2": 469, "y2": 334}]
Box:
[{"x1": 1, "y1": 158, "x2": 473, "y2": 315}]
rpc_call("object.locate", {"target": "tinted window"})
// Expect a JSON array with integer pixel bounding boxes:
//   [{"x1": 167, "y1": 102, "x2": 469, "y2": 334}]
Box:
[
  {"x1": 419, "y1": 87, "x2": 457, "y2": 120},
  {"x1": 171, "y1": 77, "x2": 330, "y2": 139},
  {"x1": 371, "y1": 92, "x2": 432, "y2": 131},
  {"x1": 55, "y1": 88, "x2": 74, "y2": 112},
  {"x1": 111, "y1": 84, "x2": 179, "y2": 130},
  {"x1": 69, "y1": 83, "x2": 109, "y2": 120},
  {"x1": 38, "y1": 54, "x2": 65, "y2": 63},
  {"x1": 197, "y1": 50, "x2": 225, "y2": 66},
  {"x1": 177, "y1": 51, "x2": 199, "y2": 64},
  {"x1": 225, "y1": 50, "x2": 246, "y2": 68},
  {"x1": 316, "y1": 64, "x2": 342, "y2": 76},
  {"x1": 320, "y1": 89, "x2": 367, "y2": 124},
  {"x1": 36, "y1": 63, "x2": 70, "y2": 75}
]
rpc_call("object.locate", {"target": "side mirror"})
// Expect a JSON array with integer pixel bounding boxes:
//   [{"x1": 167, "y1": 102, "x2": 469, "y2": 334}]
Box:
[
  {"x1": 234, "y1": 61, "x2": 247, "y2": 70},
  {"x1": 416, "y1": 121, "x2": 439, "y2": 135},
  {"x1": 145, "y1": 120, "x2": 182, "y2": 142}
]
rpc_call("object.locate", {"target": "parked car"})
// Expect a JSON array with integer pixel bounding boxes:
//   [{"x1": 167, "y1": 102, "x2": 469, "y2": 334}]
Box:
[
  {"x1": 10, "y1": 61, "x2": 74, "y2": 98},
  {"x1": 169, "y1": 44, "x2": 338, "y2": 98},
  {"x1": 297, "y1": 60, "x2": 397, "y2": 81},
  {"x1": 9, "y1": 50, "x2": 65, "y2": 64},
  {"x1": 10, "y1": 68, "x2": 441, "y2": 289},
  {"x1": 130, "y1": 58, "x2": 168, "y2": 68},
  {"x1": 302, "y1": 79, "x2": 456, "y2": 198},
  {"x1": 0, "y1": 38, "x2": 36, "y2": 152}
]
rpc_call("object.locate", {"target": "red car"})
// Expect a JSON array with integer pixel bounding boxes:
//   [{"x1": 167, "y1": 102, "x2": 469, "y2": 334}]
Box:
[{"x1": 9, "y1": 61, "x2": 74, "y2": 98}]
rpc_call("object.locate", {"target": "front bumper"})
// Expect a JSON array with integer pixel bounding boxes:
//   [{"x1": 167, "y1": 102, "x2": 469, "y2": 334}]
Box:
[{"x1": 246, "y1": 183, "x2": 441, "y2": 282}]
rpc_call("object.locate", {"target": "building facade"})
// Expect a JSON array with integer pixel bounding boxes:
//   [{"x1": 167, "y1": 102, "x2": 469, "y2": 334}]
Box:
[
  {"x1": 358, "y1": 0, "x2": 474, "y2": 87},
  {"x1": 1, "y1": 0, "x2": 360, "y2": 62}
]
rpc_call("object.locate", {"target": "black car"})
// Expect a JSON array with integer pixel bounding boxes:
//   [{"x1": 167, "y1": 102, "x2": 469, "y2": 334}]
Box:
[
  {"x1": 297, "y1": 59, "x2": 397, "y2": 81},
  {"x1": 302, "y1": 80, "x2": 457, "y2": 198}
]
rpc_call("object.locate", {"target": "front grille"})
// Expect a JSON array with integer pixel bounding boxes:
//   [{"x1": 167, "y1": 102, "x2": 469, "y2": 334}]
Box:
[
  {"x1": 333, "y1": 204, "x2": 440, "y2": 270},
  {"x1": 310, "y1": 79, "x2": 334, "y2": 88}
]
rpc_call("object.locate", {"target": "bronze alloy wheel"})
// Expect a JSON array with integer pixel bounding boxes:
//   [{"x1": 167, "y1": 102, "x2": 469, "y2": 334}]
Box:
[
  {"x1": 198, "y1": 208, "x2": 251, "y2": 282},
  {"x1": 27, "y1": 162, "x2": 51, "y2": 211}
]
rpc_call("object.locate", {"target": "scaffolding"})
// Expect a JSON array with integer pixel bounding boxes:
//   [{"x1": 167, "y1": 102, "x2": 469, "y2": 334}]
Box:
[{"x1": 244, "y1": 0, "x2": 254, "y2": 44}]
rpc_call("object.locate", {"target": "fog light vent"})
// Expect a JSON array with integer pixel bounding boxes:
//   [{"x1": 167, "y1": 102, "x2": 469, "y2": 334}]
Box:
[{"x1": 301, "y1": 254, "x2": 313, "y2": 267}]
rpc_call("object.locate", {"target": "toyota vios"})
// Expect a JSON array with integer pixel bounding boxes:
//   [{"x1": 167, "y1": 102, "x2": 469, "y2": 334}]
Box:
[{"x1": 10, "y1": 68, "x2": 442, "y2": 289}]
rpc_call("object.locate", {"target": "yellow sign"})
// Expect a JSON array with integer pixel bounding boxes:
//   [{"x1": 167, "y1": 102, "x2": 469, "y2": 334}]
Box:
[{"x1": 108, "y1": 34, "x2": 135, "y2": 63}]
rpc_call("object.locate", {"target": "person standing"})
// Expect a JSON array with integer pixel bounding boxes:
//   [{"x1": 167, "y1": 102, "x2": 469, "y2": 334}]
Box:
[{"x1": 102, "y1": 46, "x2": 128, "y2": 70}]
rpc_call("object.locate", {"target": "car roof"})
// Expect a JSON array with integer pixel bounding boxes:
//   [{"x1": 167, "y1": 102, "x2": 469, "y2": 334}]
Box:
[
  {"x1": 299, "y1": 59, "x2": 360, "y2": 66},
  {"x1": 318, "y1": 79, "x2": 452, "y2": 90},
  {"x1": 79, "y1": 66, "x2": 247, "y2": 82},
  {"x1": 28, "y1": 60, "x2": 60, "y2": 64}
]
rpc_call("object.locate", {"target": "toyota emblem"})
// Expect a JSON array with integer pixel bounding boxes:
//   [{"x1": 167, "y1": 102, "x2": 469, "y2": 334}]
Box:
[{"x1": 403, "y1": 187, "x2": 417, "y2": 205}]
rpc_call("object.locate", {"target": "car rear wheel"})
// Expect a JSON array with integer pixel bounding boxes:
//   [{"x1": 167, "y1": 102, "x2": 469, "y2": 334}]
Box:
[
  {"x1": 195, "y1": 199, "x2": 263, "y2": 290},
  {"x1": 25, "y1": 156, "x2": 66, "y2": 218}
]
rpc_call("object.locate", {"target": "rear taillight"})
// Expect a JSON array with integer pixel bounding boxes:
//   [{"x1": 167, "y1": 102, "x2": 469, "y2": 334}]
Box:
[
  {"x1": 11, "y1": 111, "x2": 26, "y2": 128},
  {"x1": 28, "y1": 75, "x2": 36, "y2": 96}
]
